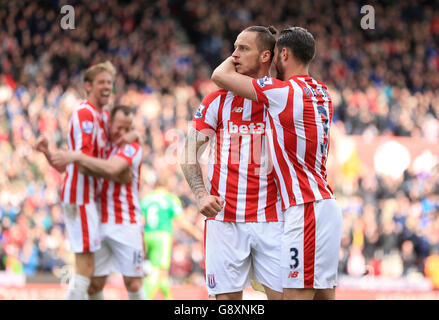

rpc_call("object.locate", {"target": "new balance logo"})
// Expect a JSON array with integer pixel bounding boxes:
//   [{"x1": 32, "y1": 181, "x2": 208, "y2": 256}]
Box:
[
  {"x1": 288, "y1": 271, "x2": 299, "y2": 278},
  {"x1": 232, "y1": 107, "x2": 243, "y2": 113},
  {"x1": 228, "y1": 121, "x2": 265, "y2": 135}
]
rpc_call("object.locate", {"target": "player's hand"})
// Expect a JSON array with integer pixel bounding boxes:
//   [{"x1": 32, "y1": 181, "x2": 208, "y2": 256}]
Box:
[
  {"x1": 224, "y1": 56, "x2": 237, "y2": 72},
  {"x1": 51, "y1": 150, "x2": 76, "y2": 168},
  {"x1": 116, "y1": 168, "x2": 133, "y2": 184},
  {"x1": 115, "y1": 131, "x2": 139, "y2": 148},
  {"x1": 36, "y1": 136, "x2": 49, "y2": 154},
  {"x1": 197, "y1": 195, "x2": 224, "y2": 218}
]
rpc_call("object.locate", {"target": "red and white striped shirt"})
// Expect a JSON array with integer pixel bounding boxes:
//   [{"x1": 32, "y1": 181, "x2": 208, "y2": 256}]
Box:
[
  {"x1": 251, "y1": 75, "x2": 335, "y2": 211},
  {"x1": 100, "y1": 142, "x2": 143, "y2": 225},
  {"x1": 61, "y1": 100, "x2": 108, "y2": 204},
  {"x1": 192, "y1": 89, "x2": 283, "y2": 222}
]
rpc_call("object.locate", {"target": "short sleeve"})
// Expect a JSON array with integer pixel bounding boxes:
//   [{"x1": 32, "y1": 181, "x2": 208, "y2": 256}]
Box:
[
  {"x1": 251, "y1": 76, "x2": 291, "y2": 113},
  {"x1": 72, "y1": 108, "x2": 95, "y2": 156},
  {"x1": 192, "y1": 90, "x2": 224, "y2": 137},
  {"x1": 114, "y1": 142, "x2": 140, "y2": 166}
]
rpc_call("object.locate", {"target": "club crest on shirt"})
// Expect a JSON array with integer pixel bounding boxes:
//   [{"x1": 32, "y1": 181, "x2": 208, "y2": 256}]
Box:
[
  {"x1": 82, "y1": 121, "x2": 93, "y2": 134},
  {"x1": 194, "y1": 104, "x2": 206, "y2": 119},
  {"x1": 123, "y1": 144, "x2": 136, "y2": 157},
  {"x1": 257, "y1": 76, "x2": 273, "y2": 88},
  {"x1": 207, "y1": 274, "x2": 216, "y2": 288}
]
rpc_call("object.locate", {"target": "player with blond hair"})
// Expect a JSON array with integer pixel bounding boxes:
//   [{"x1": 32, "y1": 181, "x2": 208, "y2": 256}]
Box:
[{"x1": 37, "y1": 61, "x2": 132, "y2": 299}]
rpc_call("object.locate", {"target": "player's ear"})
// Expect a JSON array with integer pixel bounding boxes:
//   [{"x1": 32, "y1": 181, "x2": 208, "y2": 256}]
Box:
[
  {"x1": 260, "y1": 50, "x2": 271, "y2": 63},
  {"x1": 84, "y1": 81, "x2": 92, "y2": 94},
  {"x1": 282, "y1": 47, "x2": 289, "y2": 62}
]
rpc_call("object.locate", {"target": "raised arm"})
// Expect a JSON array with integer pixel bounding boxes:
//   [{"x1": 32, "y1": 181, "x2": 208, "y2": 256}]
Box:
[
  {"x1": 211, "y1": 56, "x2": 257, "y2": 101},
  {"x1": 180, "y1": 128, "x2": 224, "y2": 217}
]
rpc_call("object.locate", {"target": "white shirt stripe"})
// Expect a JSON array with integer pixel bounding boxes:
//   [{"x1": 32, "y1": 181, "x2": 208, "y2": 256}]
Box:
[{"x1": 291, "y1": 78, "x2": 322, "y2": 200}]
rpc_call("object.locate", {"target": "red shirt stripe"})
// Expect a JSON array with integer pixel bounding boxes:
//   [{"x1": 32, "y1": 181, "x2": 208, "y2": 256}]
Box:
[
  {"x1": 113, "y1": 183, "x2": 122, "y2": 224},
  {"x1": 101, "y1": 179, "x2": 109, "y2": 223},
  {"x1": 126, "y1": 183, "x2": 136, "y2": 224},
  {"x1": 79, "y1": 204, "x2": 90, "y2": 253},
  {"x1": 303, "y1": 202, "x2": 316, "y2": 288}
]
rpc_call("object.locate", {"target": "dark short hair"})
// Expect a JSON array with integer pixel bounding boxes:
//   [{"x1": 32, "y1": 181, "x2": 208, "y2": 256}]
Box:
[
  {"x1": 111, "y1": 104, "x2": 134, "y2": 118},
  {"x1": 243, "y1": 25, "x2": 277, "y2": 60},
  {"x1": 277, "y1": 27, "x2": 315, "y2": 65}
]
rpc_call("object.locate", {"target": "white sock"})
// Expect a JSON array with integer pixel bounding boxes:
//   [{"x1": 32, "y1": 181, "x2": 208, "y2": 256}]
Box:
[
  {"x1": 127, "y1": 288, "x2": 146, "y2": 300},
  {"x1": 89, "y1": 290, "x2": 104, "y2": 300},
  {"x1": 66, "y1": 274, "x2": 90, "y2": 300}
]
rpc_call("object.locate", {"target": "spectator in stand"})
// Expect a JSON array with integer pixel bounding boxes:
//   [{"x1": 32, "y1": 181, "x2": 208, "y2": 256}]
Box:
[
  {"x1": 19, "y1": 239, "x2": 39, "y2": 276},
  {"x1": 0, "y1": 241, "x2": 6, "y2": 271}
]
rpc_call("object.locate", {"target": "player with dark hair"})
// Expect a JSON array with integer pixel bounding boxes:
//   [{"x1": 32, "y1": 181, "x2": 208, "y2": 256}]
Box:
[{"x1": 212, "y1": 26, "x2": 343, "y2": 300}]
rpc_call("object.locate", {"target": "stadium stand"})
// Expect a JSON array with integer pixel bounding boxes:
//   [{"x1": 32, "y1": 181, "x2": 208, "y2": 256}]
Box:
[{"x1": 0, "y1": 0, "x2": 438, "y2": 295}]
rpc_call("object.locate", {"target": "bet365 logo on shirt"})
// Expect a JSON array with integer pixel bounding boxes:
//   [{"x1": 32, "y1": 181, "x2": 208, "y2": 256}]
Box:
[{"x1": 228, "y1": 121, "x2": 265, "y2": 135}]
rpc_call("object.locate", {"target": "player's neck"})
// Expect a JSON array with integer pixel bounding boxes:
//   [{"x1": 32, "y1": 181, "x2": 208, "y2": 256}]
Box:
[
  {"x1": 87, "y1": 95, "x2": 103, "y2": 111},
  {"x1": 284, "y1": 64, "x2": 309, "y2": 80},
  {"x1": 250, "y1": 66, "x2": 270, "y2": 79}
]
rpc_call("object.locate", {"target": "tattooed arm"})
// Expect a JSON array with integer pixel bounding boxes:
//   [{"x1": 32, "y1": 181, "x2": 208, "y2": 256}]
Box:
[{"x1": 180, "y1": 128, "x2": 224, "y2": 217}]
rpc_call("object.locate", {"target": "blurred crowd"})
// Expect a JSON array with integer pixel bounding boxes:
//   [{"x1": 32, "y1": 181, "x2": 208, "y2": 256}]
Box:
[{"x1": 0, "y1": 0, "x2": 438, "y2": 289}]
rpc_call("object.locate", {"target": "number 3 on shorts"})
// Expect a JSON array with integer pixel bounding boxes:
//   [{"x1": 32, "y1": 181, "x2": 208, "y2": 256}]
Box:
[{"x1": 290, "y1": 247, "x2": 299, "y2": 269}]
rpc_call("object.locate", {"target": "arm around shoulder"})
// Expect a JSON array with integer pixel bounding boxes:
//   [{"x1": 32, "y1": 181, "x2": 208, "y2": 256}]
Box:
[{"x1": 211, "y1": 56, "x2": 257, "y2": 101}]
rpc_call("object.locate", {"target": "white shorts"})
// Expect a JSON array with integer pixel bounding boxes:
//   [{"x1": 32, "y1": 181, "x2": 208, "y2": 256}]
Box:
[
  {"x1": 204, "y1": 220, "x2": 283, "y2": 298},
  {"x1": 281, "y1": 198, "x2": 342, "y2": 289},
  {"x1": 93, "y1": 224, "x2": 144, "y2": 277},
  {"x1": 62, "y1": 202, "x2": 101, "y2": 253}
]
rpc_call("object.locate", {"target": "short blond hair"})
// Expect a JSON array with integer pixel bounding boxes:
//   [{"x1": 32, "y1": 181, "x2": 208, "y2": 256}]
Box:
[{"x1": 83, "y1": 61, "x2": 116, "y2": 83}]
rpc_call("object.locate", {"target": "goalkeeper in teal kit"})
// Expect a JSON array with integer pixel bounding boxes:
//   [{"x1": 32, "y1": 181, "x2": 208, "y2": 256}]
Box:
[{"x1": 141, "y1": 186, "x2": 203, "y2": 299}]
